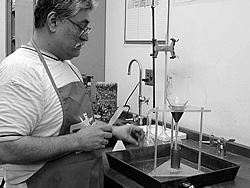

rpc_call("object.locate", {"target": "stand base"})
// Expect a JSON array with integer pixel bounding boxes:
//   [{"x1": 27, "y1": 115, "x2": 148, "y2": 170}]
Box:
[{"x1": 149, "y1": 160, "x2": 203, "y2": 177}]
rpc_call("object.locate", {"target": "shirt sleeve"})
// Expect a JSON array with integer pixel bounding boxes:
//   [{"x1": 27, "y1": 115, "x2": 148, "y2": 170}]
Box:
[{"x1": 0, "y1": 66, "x2": 44, "y2": 142}]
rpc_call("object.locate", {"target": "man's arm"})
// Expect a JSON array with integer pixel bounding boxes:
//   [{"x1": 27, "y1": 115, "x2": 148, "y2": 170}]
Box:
[{"x1": 0, "y1": 123, "x2": 112, "y2": 165}]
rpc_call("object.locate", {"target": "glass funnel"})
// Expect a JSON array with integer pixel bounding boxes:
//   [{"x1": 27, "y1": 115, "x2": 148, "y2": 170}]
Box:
[
  {"x1": 166, "y1": 75, "x2": 189, "y2": 170},
  {"x1": 161, "y1": 75, "x2": 190, "y2": 144}
]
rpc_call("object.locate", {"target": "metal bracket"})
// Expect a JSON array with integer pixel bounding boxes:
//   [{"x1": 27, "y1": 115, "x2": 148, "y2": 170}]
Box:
[{"x1": 152, "y1": 38, "x2": 179, "y2": 59}]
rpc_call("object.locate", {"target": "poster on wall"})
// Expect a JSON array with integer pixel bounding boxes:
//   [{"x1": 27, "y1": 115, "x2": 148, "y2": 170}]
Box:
[{"x1": 124, "y1": 0, "x2": 168, "y2": 44}]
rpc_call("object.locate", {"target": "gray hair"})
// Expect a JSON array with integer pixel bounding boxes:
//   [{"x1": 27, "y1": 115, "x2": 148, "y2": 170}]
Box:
[{"x1": 34, "y1": 0, "x2": 99, "y2": 28}]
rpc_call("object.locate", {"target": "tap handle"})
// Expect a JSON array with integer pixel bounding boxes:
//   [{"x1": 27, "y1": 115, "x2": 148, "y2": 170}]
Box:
[
  {"x1": 209, "y1": 134, "x2": 217, "y2": 146},
  {"x1": 140, "y1": 96, "x2": 150, "y2": 105},
  {"x1": 142, "y1": 78, "x2": 150, "y2": 82},
  {"x1": 145, "y1": 98, "x2": 150, "y2": 105}
]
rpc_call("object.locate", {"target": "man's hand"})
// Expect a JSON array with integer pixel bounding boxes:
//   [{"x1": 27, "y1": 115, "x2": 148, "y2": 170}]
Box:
[
  {"x1": 73, "y1": 121, "x2": 113, "y2": 151},
  {"x1": 112, "y1": 124, "x2": 145, "y2": 147}
]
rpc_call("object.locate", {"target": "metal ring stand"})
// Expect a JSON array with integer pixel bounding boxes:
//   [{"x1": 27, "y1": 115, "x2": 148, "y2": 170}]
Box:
[{"x1": 147, "y1": 106, "x2": 211, "y2": 176}]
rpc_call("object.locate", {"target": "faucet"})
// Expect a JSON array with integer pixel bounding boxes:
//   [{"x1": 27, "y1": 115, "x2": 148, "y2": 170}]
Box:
[
  {"x1": 203, "y1": 135, "x2": 235, "y2": 158},
  {"x1": 217, "y1": 137, "x2": 227, "y2": 158},
  {"x1": 127, "y1": 59, "x2": 145, "y2": 125}
]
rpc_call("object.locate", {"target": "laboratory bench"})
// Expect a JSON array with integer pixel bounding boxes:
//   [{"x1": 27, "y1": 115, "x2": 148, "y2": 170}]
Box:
[{"x1": 104, "y1": 125, "x2": 250, "y2": 188}]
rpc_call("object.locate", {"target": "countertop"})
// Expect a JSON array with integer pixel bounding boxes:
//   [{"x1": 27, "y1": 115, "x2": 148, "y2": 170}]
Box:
[{"x1": 104, "y1": 139, "x2": 250, "y2": 188}]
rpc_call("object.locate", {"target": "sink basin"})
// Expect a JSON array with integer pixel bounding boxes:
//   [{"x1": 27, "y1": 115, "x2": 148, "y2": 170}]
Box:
[{"x1": 106, "y1": 144, "x2": 240, "y2": 188}]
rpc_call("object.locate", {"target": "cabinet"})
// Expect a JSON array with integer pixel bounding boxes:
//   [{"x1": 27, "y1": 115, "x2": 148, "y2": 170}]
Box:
[{"x1": 6, "y1": 0, "x2": 15, "y2": 55}]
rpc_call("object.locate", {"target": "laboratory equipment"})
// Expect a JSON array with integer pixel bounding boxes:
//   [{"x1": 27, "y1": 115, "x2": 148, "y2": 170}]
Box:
[
  {"x1": 106, "y1": 107, "x2": 239, "y2": 188},
  {"x1": 150, "y1": 0, "x2": 178, "y2": 109},
  {"x1": 106, "y1": 143, "x2": 239, "y2": 188},
  {"x1": 167, "y1": 98, "x2": 188, "y2": 170}
]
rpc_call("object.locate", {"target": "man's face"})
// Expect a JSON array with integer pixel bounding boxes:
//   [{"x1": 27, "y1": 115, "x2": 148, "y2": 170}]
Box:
[{"x1": 55, "y1": 9, "x2": 91, "y2": 60}]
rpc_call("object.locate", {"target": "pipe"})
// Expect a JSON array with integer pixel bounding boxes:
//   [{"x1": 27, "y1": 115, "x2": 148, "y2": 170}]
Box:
[{"x1": 127, "y1": 59, "x2": 143, "y2": 124}]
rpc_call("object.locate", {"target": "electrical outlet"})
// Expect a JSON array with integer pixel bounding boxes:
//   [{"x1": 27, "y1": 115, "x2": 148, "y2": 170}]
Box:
[{"x1": 145, "y1": 69, "x2": 153, "y2": 86}]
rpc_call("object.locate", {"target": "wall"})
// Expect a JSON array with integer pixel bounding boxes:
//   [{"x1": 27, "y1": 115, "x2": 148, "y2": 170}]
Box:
[
  {"x1": 72, "y1": 0, "x2": 106, "y2": 96},
  {"x1": 15, "y1": 0, "x2": 34, "y2": 49},
  {"x1": 0, "y1": 1, "x2": 6, "y2": 61},
  {"x1": 105, "y1": 0, "x2": 250, "y2": 146}
]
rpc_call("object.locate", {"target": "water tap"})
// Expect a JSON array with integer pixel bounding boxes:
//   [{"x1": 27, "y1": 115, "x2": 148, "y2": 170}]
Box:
[
  {"x1": 217, "y1": 137, "x2": 227, "y2": 157},
  {"x1": 128, "y1": 59, "x2": 150, "y2": 125},
  {"x1": 207, "y1": 135, "x2": 235, "y2": 158}
]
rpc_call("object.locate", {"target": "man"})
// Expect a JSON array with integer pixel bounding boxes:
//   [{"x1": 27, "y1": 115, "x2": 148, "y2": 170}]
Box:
[{"x1": 0, "y1": 0, "x2": 144, "y2": 187}]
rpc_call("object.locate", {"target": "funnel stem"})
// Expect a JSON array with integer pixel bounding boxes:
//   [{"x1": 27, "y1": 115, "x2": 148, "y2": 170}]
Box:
[
  {"x1": 175, "y1": 122, "x2": 179, "y2": 149},
  {"x1": 171, "y1": 117, "x2": 174, "y2": 149}
]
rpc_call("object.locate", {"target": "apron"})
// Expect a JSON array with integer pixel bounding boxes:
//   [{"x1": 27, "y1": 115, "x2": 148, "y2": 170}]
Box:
[{"x1": 25, "y1": 40, "x2": 104, "y2": 188}]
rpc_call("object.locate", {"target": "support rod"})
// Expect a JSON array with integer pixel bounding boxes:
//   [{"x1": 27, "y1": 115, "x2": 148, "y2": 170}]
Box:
[
  {"x1": 163, "y1": 0, "x2": 171, "y2": 129},
  {"x1": 151, "y1": 0, "x2": 156, "y2": 108},
  {"x1": 153, "y1": 108, "x2": 159, "y2": 176},
  {"x1": 198, "y1": 107, "x2": 204, "y2": 172}
]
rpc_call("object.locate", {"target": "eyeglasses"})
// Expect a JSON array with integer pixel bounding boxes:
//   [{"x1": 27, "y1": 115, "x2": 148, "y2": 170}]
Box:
[{"x1": 67, "y1": 18, "x2": 91, "y2": 39}]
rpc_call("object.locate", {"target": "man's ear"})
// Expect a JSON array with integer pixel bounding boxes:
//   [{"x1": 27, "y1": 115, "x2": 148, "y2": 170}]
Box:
[{"x1": 47, "y1": 11, "x2": 58, "y2": 32}]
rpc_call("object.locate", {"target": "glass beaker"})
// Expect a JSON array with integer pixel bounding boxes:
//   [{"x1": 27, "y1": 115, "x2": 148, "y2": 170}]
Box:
[{"x1": 145, "y1": 113, "x2": 154, "y2": 146}]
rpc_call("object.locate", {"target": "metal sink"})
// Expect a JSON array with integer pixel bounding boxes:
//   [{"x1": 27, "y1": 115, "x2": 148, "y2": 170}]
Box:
[{"x1": 106, "y1": 144, "x2": 240, "y2": 188}]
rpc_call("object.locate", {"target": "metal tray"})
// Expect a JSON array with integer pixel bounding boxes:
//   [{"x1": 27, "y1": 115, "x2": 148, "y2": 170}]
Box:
[{"x1": 106, "y1": 144, "x2": 240, "y2": 188}]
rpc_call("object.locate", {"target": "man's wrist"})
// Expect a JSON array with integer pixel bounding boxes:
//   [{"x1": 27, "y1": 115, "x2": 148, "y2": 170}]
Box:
[{"x1": 112, "y1": 126, "x2": 119, "y2": 139}]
